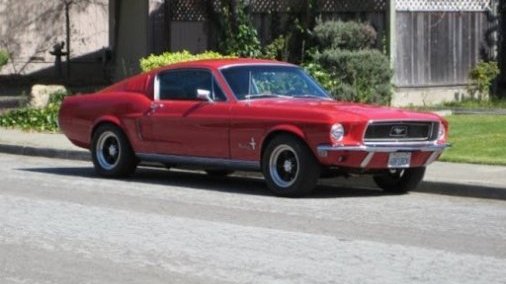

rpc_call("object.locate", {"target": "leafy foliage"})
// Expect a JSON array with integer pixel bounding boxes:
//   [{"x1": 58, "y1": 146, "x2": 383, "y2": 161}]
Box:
[
  {"x1": 212, "y1": 0, "x2": 263, "y2": 58},
  {"x1": 306, "y1": 20, "x2": 392, "y2": 104},
  {"x1": 0, "y1": 90, "x2": 67, "y2": 132},
  {"x1": 140, "y1": 50, "x2": 234, "y2": 72},
  {"x1": 468, "y1": 61, "x2": 500, "y2": 97},
  {"x1": 312, "y1": 20, "x2": 377, "y2": 51},
  {"x1": 0, "y1": 49, "x2": 8, "y2": 69},
  {"x1": 262, "y1": 36, "x2": 288, "y2": 60},
  {"x1": 314, "y1": 49, "x2": 393, "y2": 104},
  {"x1": 302, "y1": 62, "x2": 337, "y2": 93}
]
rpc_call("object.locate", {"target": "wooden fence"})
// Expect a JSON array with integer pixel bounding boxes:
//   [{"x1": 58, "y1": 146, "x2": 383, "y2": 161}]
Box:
[
  {"x1": 163, "y1": 0, "x2": 500, "y2": 89},
  {"x1": 394, "y1": 0, "x2": 497, "y2": 87},
  {"x1": 166, "y1": 0, "x2": 388, "y2": 54}
]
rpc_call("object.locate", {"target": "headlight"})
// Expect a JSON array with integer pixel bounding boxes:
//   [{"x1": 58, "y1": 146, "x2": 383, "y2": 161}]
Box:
[
  {"x1": 438, "y1": 122, "x2": 446, "y2": 140},
  {"x1": 330, "y1": 123, "x2": 345, "y2": 142}
]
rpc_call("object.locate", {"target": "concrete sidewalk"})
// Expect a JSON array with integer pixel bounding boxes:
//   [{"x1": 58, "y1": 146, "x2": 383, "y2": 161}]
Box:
[
  {"x1": 1, "y1": 127, "x2": 505, "y2": 200},
  {"x1": 0, "y1": 127, "x2": 89, "y2": 160}
]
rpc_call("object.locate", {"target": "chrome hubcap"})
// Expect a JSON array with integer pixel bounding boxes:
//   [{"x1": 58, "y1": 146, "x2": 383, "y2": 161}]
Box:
[
  {"x1": 96, "y1": 131, "x2": 121, "y2": 170},
  {"x1": 269, "y1": 144, "x2": 299, "y2": 188},
  {"x1": 108, "y1": 144, "x2": 118, "y2": 157},
  {"x1": 283, "y1": 160, "x2": 293, "y2": 172}
]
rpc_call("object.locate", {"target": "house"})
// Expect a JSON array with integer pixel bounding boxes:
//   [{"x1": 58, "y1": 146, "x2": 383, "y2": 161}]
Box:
[{"x1": 0, "y1": 0, "x2": 110, "y2": 86}]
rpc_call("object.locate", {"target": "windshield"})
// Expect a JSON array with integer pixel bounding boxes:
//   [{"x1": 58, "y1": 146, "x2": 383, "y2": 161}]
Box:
[{"x1": 220, "y1": 65, "x2": 330, "y2": 100}]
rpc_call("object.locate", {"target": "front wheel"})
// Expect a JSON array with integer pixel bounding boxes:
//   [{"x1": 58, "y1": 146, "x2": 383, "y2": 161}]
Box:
[
  {"x1": 262, "y1": 135, "x2": 320, "y2": 197},
  {"x1": 373, "y1": 167, "x2": 426, "y2": 193},
  {"x1": 91, "y1": 124, "x2": 138, "y2": 178}
]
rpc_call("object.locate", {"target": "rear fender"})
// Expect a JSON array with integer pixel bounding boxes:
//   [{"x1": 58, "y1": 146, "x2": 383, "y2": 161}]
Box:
[{"x1": 90, "y1": 115, "x2": 124, "y2": 140}]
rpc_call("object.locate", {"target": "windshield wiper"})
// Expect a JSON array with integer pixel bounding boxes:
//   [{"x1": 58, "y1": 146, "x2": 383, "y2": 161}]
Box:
[
  {"x1": 293, "y1": 94, "x2": 331, "y2": 100},
  {"x1": 244, "y1": 93, "x2": 292, "y2": 100}
]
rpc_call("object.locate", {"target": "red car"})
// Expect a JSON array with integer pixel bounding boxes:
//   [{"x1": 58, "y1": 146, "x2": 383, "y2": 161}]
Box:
[{"x1": 59, "y1": 58, "x2": 449, "y2": 196}]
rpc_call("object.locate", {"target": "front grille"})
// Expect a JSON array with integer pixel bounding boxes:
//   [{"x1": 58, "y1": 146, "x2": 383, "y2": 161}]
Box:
[{"x1": 364, "y1": 121, "x2": 438, "y2": 142}]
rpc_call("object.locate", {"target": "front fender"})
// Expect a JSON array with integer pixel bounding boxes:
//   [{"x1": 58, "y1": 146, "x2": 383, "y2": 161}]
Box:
[
  {"x1": 264, "y1": 124, "x2": 306, "y2": 141},
  {"x1": 260, "y1": 124, "x2": 307, "y2": 157}
]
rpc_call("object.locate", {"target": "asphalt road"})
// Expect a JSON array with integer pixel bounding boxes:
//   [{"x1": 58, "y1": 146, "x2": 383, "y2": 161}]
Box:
[{"x1": 1, "y1": 153, "x2": 505, "y2": 284}]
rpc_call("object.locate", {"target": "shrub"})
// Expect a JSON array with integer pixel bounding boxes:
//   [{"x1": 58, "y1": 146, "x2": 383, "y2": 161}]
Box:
[
  {"x1": 262, "y1": 36, "x2": 288, "y2": 60},
  {"x1": 312, "y1": 20, "x2": 377, "y2": 51},
  {"x1": 140, "y1": 50, "x2": 234, "y2": 72},
  {"x1": 305, "y1": 20, "x2": 392, "y2": 104},
  {"x1": 0, "y1": 49, "x2": 8, "y2": 69},
  {"x1": 469, "y1": 61, "x2": 500, "y2": 98},
  {"x1": 303, "y1": 62, "x2": 337, "y2": 93},
  {"x1": 0, "y1": 90, "x2": 67, "y2": 132},
  {"x1": 313, "y1": 49, "x2": 393, "y2": 104}
]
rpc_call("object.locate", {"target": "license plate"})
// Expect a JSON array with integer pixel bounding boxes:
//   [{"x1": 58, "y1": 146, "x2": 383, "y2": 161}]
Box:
[{"x1": 388, "y1": 152, "x2": 411, "y2": 168}]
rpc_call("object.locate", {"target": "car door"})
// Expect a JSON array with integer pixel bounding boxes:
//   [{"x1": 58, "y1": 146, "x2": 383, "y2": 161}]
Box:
[{"x1": 138, "y1": 69, "x2": 230, "y2": 158}]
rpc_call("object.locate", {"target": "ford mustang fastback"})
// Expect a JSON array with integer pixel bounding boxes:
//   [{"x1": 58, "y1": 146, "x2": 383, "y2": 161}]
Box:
[{"x1": 59, "y1": 58, "x2": 449, "y2": 196}]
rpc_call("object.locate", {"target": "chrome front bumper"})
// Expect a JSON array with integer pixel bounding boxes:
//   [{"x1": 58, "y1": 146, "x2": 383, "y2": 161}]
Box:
[
  {"x1": 317, "y1": 143, "x2": 450, "y2": 153},
  {"x1": 316, "y1": 143, "x2": 451, "y2": 168}
]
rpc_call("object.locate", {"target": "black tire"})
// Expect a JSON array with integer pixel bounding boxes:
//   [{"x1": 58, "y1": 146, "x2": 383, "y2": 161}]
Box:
[
  {"x1": 373, "y1": 167, "x2": 426, "y2": 193},
  {"x1": 205, "y1": 169, "x2": 234, "y2": 177},
  {"x1": 262, "y1": 134, "x2": 320, "y2": 197},
  {"x1": 91, "y1": 124, "x2": 138, "y2": 178}
]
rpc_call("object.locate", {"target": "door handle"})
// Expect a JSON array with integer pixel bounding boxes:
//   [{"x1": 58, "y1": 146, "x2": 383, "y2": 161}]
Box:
[
  {"x1": 150, "y1": 103, "x2": 164, "y2": 111},
  {"x1": 147, "y1": 103, "x2": 164, "y2": 115}
]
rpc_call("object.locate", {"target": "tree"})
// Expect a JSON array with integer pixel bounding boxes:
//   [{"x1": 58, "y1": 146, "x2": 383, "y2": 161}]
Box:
[{"x1": 60, "y1": 0, "x2": 106, "y2": 79}]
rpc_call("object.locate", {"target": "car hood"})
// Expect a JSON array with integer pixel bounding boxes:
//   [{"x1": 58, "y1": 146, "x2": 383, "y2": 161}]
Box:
[{"x1": 245, "y1": 98, "x2": 442, "y2": 122}]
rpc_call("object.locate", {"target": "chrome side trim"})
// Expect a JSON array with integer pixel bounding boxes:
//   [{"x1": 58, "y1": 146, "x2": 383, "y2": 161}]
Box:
[
  {"x1": 317, "y1": 143, "x2": 450, "y2": 153},
  {"x1": 218, "y1": 62, "x2": 295, "y2": 71},
  {"x1": 360, "y1": 152, "x2": 375, "y2": 168},
  {"x1": 424, "y1": 151, "x2": 443, "y2": 166},
  {"x1": 153, "y1": 74, "x2": 161, "y2": 101},
  {"x1": 135, "y1": 120, "x2": 144, "y2": 141},
  {"x1": 137, "y1": 153, "x2": 260, "y2": 171}
]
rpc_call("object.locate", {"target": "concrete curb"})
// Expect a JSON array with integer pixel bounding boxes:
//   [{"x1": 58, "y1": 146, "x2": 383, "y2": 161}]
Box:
[
  {"x1": 1, "y1": 142, "x2": 505, "y2": 201},
  {"x1": 416, "y1": 181, "x2": 506, "y2": 201},
  {"x1": 319, "y1": 176, "x2": 506, "y2": 201},
  {"x1": 0, "y1": 144, "x2": 90, "y2": 161},
  {"x1": 0, "y1": 96, "x2": 25, "y2": 109}
]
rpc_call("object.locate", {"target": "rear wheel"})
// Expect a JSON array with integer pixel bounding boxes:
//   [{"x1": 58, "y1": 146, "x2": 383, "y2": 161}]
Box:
[
  {"x1": 373, "y1": 167, "x2": 426, "y2": 193},
  {"x1": 262, "y1": 135, "x2": 320, "y2": 197},
  {"x1": 91, "y1": 124, "x2": 138, "y2": 178}
]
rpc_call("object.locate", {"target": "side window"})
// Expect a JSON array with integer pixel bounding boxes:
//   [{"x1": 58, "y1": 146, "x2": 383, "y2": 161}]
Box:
[
  {"x1": 156, "y1": 69, "x2": 226, "y2": 102},
  {"x1": 212, "y1": 79, "x2": 227, "y2": 102},
  {"x1": 157, "y1": 70, "x2": 211, "y2": 101}
]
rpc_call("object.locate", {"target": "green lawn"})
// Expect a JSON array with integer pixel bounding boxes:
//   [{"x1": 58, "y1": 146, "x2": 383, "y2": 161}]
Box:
[
  {"x1": 441, "y1": 98, "x2": 506, "y2": 109},
  {"x1": 440, "y1": 115, "x2": 506, "y2": 165}
]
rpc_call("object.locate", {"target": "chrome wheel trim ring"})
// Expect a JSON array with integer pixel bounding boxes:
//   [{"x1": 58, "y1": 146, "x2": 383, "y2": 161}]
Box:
[
  {"x1": 269, "y1": 144, "x2": 300, "y2": 188},
  {"x1": 96, "y1": 131, "x2": 121, "y2": 170}
]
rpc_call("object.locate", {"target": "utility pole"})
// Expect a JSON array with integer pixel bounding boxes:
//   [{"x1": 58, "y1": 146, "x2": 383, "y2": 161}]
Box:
[
  {"x1": 387, "y1": 0, "x2": 396, "y2": 69},
  {"x1": 64, "y1": 0, "x2": 72, "y2": 81}
]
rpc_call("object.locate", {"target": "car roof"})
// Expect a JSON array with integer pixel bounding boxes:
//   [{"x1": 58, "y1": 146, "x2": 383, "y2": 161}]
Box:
[
  {"x1": 149, "y1": 58, "x2": 296, "y2": 74},
  {"x1": 99, "y1": 58, "x2": 298, "y2": 98}
]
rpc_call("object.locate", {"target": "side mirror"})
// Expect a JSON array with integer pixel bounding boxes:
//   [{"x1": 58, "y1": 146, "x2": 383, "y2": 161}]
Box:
[{"x1": 196, "y1": 89, "x2": 213, "y2": 103}]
